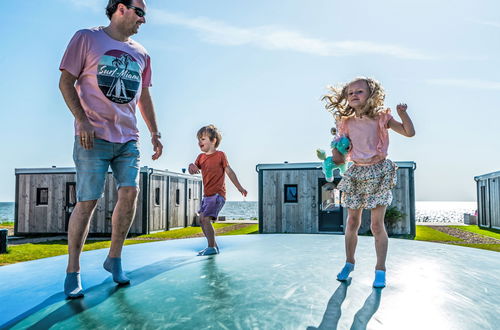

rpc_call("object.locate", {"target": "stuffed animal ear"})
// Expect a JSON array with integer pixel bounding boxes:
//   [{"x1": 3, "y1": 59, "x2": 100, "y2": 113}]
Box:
[{"x1": 316, "y1": 149, "x2": 327, "y2": 160}]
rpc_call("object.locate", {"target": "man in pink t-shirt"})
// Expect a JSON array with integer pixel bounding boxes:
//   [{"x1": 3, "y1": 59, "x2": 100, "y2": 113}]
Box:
[{"x1": 59, "y1": 0, "x2": 163, "y2": 299}]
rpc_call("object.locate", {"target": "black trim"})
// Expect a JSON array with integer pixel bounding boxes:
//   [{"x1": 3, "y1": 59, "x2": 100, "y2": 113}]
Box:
[
  {"x1": 184, "y1": 178, "x2": 188, "y2": 227},
  {"x1": 409, "y1": 167, "x2": 416, "y2": 238},
  {"x1": 141, "y1": 171, "x2": 149, "y2": 235},
  {"x1": 14, "y1": 174, "x2": 19, "y2": 236},
  {"x1": 166, "y1": 176, "x2": 170, "y2": 231},
  {"x1": 258, "y1": 170, "x2": 263, "y2": 233}
]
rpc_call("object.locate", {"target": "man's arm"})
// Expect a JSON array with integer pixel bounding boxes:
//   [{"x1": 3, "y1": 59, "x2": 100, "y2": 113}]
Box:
[
  {"x1": 59, "y1": 70, "x2": 95, "y2": 149},
  {"x1": 225, "y1": 166, "x2": 247, "y2": 197},
  {"x1": 138, "y1": 87, "x2": 163, "y2": 160}
]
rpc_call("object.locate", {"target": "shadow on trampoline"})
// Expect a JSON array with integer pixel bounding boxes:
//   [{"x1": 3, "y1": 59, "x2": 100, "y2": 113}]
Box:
[
  {"x1": 307, "y1": 278, "x2": 383, "y2": 330},
  {"x1": 3, "y1": 256, "x2": 198, "y2": 329}
]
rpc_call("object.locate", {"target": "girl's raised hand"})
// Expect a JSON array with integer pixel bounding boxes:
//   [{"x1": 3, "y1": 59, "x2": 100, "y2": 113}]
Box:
[{"x1": 396, "y1": 103, "x2": 408, "y2": 114}]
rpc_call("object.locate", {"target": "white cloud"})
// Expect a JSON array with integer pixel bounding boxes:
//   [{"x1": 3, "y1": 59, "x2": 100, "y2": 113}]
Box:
[
  {"x1": 150, "y1": 9, "x2": 434, "y2": 60},
  {"x1": 426, "y1": 79, "x2": 500, "y2": 90}
]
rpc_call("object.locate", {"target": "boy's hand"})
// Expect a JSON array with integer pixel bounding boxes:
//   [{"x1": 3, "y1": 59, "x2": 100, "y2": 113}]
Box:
[
  {"x1": 239, "y1": 188, "x2": 248, "y2": 197},
  {"x1": 396, "y1": 103, "x2": 408, "y2": 115},
  {"x1": 188, "y1": 163, "x2": 200, "y2": 174}
]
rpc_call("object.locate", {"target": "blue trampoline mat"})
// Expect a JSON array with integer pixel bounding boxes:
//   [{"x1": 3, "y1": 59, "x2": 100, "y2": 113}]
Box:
[{"x1": 0, "y1": 234, "x2": 499, "y2": 329}]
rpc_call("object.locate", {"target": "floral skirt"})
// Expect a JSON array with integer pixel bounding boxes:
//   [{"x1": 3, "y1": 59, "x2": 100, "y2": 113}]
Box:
[{"x1": 337, "y1": 159, "x2": 398, "y2": 209}]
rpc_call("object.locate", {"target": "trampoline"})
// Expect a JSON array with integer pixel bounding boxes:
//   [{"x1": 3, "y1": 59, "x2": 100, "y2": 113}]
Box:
[{"x1": 0, "y1": 234, "x2": 499, "y2": 329}]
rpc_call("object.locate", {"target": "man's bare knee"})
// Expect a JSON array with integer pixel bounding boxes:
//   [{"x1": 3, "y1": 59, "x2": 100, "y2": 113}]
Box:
[{"x1": 118, "y1": 187, "x2": 139, "y2": 202}]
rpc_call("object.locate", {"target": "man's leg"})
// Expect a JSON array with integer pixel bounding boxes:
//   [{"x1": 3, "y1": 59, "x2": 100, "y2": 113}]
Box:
[
  {"x1": 370, "y1": 205, "x2": 388, "y2": 288},
  {"x1": 104, "y1": 140, "x2": 140, "y2": 283},
  {"x1": 103, "y1": 186, "x2": 138, "y2": 284},
  {"x1": 337, "y1": 208, "x2": 362, "y2": 281},
  {"x1": 65, "y1": 200, "x2": 98, "y2": 298}
]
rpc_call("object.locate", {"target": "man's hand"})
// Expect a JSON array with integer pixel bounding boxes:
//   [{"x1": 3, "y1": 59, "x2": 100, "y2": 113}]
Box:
[
  {"x1": 239, "y1": 188, "x2": 248, "y2": 197},
  {"x1": 77, "y1": 119, "x2": 96, "y2": 149},
  {"x1": 151, "y1": 136, "x2": 163, "y2": 160},
  {"x1": 188, "y1": 163, "x2": 200, "y2": 174}
]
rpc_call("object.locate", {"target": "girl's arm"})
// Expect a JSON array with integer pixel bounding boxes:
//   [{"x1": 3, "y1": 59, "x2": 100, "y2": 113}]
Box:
[
  {"x1": 225, "y1": 166, "x2": 248, "y2": 197},
  {"x1": 388, "y1": 103, "x2": 415, "y2": 137}
]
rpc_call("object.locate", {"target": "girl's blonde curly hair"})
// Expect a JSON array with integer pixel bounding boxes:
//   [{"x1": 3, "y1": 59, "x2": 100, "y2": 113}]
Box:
[{"x1": 322, "y1": 77, "x2": 386, "y2": 121}]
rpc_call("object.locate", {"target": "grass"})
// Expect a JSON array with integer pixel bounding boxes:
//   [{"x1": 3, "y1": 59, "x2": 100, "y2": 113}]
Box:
[
  {"x1": 454, "y1": 244, "x2": 500, "y2": 252},
  {"x1": 449, "y1": 225, "x2": 500, "y2": 240},
  {"x1": 0, "y1": 223, "x2": 254, "y2": 266},
  {"x1": 414, "y1": 226, "x2": 463, "y2": 242},
  {"x1": 220, "y1": 224, "x2": 259, "y2": 235},
  {"x1": 0, "y1": 222, "x2": 14, "y2": 228}
]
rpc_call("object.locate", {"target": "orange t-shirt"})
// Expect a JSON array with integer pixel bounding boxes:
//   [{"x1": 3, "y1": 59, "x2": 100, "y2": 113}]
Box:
[{"x1": 195, "y1": 151, "x2": 229, "y2": 199}]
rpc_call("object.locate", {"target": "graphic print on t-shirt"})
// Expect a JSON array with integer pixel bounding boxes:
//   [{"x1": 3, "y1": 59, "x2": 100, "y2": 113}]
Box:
[{"x1": 97, "y1": 50, "x2": 142, "y2": 104}]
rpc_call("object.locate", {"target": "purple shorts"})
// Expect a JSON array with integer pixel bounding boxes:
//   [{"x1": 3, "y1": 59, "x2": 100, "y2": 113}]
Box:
[{"x1": 199, "y1": 194, "x2": 225, "y2": 219}]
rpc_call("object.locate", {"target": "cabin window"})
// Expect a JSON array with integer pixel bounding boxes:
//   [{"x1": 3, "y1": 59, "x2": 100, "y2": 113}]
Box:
[
  {"x1": 36, "y1": 188, "x2": 49, "y2": 206},
  {"x1": 155, "y1": 187, "x2": 160, "y2": 206},
  {"x1": 188, "y1": 188, "x2": 192, "y2": 200},
  {"x1": 176, "y1": 189, "x2": 180, "y2": 205},
  {"x1": 284, "y1": 184, "x2": 298, "y2": 203}
]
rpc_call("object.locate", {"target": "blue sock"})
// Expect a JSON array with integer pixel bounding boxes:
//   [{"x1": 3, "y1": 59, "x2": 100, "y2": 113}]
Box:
[
  {"x1": 64, "y1": 272, "x2": 84, "y2": 299},
  {"x1": 373, "y1": 270, "x2": 386, "y2": 288},
  {"x1": 103, "y1": 256, "x2": 130, "y2": 285},
  {"x1": 337, "y1": 262, "x2": 354, "y2": 281}
]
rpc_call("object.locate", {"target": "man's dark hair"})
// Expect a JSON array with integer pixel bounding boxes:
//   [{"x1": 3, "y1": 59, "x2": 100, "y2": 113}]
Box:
[{"x1": 105, "y1": 0, "x2": 133, "y2": 20}]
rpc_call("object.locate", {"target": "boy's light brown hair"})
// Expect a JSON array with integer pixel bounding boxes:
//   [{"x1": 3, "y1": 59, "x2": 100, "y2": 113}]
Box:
[{"x1": 197, "y1": 125, "x2": 222, "y2": 148}]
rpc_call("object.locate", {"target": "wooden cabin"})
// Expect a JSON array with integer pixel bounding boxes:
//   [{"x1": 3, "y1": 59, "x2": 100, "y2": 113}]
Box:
[
  {"x1": 256, "y1": 161, "x2": 416, "y2": 237},
  {"x1": 14, "y1": 167, "x2": 202, "y2": 236},
  {"x1": 474, "y1": 171, "x2": 500, "y2": 230}
]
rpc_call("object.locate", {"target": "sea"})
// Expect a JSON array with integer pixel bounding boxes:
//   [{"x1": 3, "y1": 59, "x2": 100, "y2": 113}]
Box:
[{"x1": 0, "y1": 201, "x2": 477, "y2": 223}]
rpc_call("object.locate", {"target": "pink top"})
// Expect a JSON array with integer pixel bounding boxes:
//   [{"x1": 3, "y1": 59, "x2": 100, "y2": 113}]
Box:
[
  {"x1": 60, "y1": 27, "x2": 152, "y2": 143},
  {"x1": 338, "y1": 109, "x2": 393, "y2": 165}
]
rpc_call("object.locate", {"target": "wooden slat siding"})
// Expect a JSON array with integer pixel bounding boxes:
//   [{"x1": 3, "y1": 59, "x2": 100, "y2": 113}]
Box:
[
  {"x1": 149, "y1": 175, "x2": 167, "y2": 232},
  {"x1": 262, "y1": 171, "x2": 277, "y2": 233},
  {"x1": 168, "y1": 177, "x2": 183, "y2": 228},
  {"x1": 492, "y1": 178, "x2": 500, "y2": 229},
  {"x1": 17, "y1": 175, "x2": 28, "y2": 233},
  {"x1": 186, "y1": 180, "x2": 199, "y2": 227},
  {"x1": 130, "y1": 173, "x2": 144, "y2": 234},
  {"x1": 311, "y1": 169, "x2": 322, "y2": 233}
]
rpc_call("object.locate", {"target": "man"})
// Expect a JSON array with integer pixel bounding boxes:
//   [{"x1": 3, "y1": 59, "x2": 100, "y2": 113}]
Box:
[{"x1": 59, "y1": 0, "x2": 162, "y2": 299}]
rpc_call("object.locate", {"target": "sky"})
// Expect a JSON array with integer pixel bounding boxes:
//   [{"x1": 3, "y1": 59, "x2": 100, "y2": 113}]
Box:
[{"x1": 1, "y1": 0, "x2": 499, "y2": 202}]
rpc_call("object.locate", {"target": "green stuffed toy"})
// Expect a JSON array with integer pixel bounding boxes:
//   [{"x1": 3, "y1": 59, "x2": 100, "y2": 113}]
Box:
[{"x1": 316, "y1": 127, "x2": 350, "y2": 182}]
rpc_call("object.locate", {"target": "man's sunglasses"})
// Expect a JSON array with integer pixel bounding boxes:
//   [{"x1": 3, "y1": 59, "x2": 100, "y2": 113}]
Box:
[{"x1": 126, "y1": 5, "x2": 146, "y2": 18}]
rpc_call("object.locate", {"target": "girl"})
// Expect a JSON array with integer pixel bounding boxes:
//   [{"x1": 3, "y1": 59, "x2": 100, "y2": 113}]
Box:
[{"x1": 322, "y1": 77, "x2": 415, "y2": 288}]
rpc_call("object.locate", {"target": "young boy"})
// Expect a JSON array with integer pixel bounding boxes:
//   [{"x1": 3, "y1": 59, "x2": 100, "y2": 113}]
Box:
[{"x1": 188, "y1": 125, "x2": 247, "y2": 256}]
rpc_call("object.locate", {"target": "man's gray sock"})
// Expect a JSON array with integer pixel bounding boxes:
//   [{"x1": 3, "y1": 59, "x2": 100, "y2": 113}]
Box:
[
  {"x1": 103, "y1": 256, "x2": 130, "y2": 285},
  {"x1": 64, "y1": 272, "x2": 84, "y2": 299}
]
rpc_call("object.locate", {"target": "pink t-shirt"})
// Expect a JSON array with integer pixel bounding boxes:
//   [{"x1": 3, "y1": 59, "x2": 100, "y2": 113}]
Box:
[
  {"x1": 338, "y1": 109, "x2": 393, "y2": 165},
  {"x1": 59, "y1": 27, "x2": 152, "y2": 143}
]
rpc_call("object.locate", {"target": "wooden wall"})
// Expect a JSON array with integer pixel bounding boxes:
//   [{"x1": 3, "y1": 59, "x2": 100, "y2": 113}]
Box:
[
  {"x1": 262, "y1": 169, "x2": 319, "y2": 233},
  {"x1": 17, "y1": 173, "x2": 76, "y2": 234},
  {"x1": 260, "y1": 165, "x2": 415, "y2": 235},
  {"x1": 477, "y1": 176, "x2": 500, "y2": 230},
  {"x1": 15, "y1": 170, "x2": 201, "y2": 236},
  {"x1": 168, "y1": 177, "x2": 186, "y2": 229},
  {"x1": 148, "y1": 174, "x2": 168, "y2": 232},
  {"x1": 186, "y1": 179, "x2": 202, "y2": 226}
]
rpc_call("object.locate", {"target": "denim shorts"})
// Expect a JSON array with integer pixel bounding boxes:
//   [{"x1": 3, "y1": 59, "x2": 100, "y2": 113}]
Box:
[
  {"x1": 198, "y1": 194, "x2": 225, "y2": 219},
  {"x1": 73, "y1": 137, "x2": 140, "y2": 202}
]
